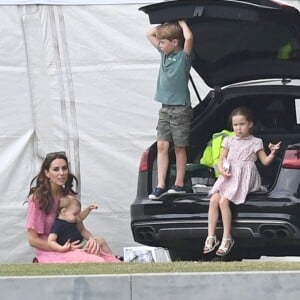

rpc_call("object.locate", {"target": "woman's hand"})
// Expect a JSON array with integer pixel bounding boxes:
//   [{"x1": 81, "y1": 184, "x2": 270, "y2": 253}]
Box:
[{"x1": 85, "y1": 237, "x2": 101, "y2": 254}]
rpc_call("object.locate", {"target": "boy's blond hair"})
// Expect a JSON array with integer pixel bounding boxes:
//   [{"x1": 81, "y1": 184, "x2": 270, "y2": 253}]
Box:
[
  {"x1": 156, "y1": 22, "x2": 184, "y2": 45},
  {"x1": 58, "y1": 195, "x2": 81, "y2": 212}
]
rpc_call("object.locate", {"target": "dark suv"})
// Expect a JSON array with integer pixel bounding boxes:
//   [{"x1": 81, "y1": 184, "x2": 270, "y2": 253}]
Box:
[{"x1": 130, "y1": 0, "x2": 300, "y2": 261}]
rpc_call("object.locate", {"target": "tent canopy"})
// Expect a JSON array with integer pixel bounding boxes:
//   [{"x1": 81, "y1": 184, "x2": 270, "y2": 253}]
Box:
[{"x1": 0, "y1": 1, "x2": 161, "y2": 4}]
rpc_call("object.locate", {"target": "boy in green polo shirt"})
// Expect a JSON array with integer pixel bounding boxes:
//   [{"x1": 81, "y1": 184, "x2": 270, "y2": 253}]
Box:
[{"x1": 147, "y1": 20, "x2": 194, "y2": 199}]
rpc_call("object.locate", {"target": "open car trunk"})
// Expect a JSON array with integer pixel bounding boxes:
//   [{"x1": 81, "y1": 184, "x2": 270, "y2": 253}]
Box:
[
  {"x1": 131, "y1": 0, "x2": 300, "y2": 262},
  {"x1": 140, "y1": 0, "x2": 300, "y2": 88}
]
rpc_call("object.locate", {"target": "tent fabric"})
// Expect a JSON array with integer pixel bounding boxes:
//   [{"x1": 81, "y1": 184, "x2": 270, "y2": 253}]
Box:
[
  {"x1": 0, "y1": 3, "x2": 167, "y2": 262},
  {"x1": 0, "y1": 1, "x2": 161, "y2": 4},
  {"x1": 1, "y1": 3, "x2": 208, "y2": 263},
  {"x1": 0, "y1": 0, "x2": 298, "y2": 7}
]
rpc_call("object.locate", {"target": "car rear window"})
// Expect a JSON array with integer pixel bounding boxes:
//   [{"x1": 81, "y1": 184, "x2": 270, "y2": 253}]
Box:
[{"x1": 191, "y1": 18, "x2": 300, "y2": 66}]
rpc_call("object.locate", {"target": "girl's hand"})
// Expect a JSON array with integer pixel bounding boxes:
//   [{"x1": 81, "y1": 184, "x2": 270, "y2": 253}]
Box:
[
  {"x1": 269, "y1": 141, "x2": 281, "y2": 154},
  {"x1": 219, "y1": 158, "x2": 231, "y2": 178},
  {"x1": 220, "y1": 169, "x2": 231, "y2": 178},
  {"x1": 85, "y1": 237, "x2": 100, "y2": 254}
]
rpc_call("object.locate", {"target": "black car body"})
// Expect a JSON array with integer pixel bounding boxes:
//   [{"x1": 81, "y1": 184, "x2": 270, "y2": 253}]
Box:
[{"x1": 131, "y1": 0, "x2": 300, "y2": 260}]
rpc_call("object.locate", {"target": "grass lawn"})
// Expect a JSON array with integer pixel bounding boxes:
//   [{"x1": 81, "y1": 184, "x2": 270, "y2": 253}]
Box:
[{"x1": 1, "y1": 261, "x2": 300, "y2": 277}]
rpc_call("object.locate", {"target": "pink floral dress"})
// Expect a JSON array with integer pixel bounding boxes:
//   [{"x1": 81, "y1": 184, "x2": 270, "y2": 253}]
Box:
[
  {"x1": 26, "y1": 195, "x2": 120, "y2": 263},
  {"x1": 209, "y1": 135, "x2": 263, "y2": 204}
]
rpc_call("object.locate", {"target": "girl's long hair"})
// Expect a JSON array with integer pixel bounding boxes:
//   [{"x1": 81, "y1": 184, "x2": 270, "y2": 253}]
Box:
[{"x1": 27, "y1": 153, "x2": 78, "y2": 214}]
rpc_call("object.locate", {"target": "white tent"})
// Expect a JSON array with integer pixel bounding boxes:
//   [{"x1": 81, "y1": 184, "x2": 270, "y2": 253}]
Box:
[
  {"x1": 0, "y1": 0, "x2": 299, "y2": 263},
  {"x1": 0, "y1": 0, "x2": 169, "y2": 262}
]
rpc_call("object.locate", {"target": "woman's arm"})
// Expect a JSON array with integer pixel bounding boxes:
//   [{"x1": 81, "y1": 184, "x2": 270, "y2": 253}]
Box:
[
  {"x1": 27, "y1": 228, "x2": 52, "y2": 251},
  {"x1": 76, "y1": 222, "x2": 100, "y2": 254},
  {"x1": 77, "y1": 221, "x2": 93, "y2": 240}
]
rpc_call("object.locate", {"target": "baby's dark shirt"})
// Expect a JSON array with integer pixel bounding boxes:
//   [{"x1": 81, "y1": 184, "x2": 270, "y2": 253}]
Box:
[{"x1": 50, "y1": 218, "x2": 83, "y2": 245}]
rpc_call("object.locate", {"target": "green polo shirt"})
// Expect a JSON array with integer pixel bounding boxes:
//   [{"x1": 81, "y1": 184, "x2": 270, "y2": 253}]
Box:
[{"x1": 155, "y1": 49, "x2": 193, "y2": 106}]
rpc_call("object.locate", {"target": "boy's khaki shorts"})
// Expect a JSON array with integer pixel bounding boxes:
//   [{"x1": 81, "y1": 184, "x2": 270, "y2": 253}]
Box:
[{"x1": 156, "y1": 105, "x2": 192, "y2": 147}]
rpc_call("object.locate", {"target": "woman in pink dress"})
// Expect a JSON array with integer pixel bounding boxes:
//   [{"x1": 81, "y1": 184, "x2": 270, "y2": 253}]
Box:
[
  {"x1": 26, "y1": 151, "x2": 120, "y2": 263},
  {"x1": 203, "y1": 107, "x2": 281, "y2": 257}
]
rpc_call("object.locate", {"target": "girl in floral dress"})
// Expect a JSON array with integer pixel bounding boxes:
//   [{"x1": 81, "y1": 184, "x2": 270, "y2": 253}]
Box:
[
  {"x1": 203, "y1": 107, "x2": 281, "y2": 256},
  {"x1": 26, "y1": 152, "x2": 120, "y2": 263}
]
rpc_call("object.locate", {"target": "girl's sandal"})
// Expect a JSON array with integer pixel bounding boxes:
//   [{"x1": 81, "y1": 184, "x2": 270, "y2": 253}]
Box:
[
  {"x1": 216, "y1": 238, "x2": 235, "y2": 256},
  {"x1": 203, "y1": 236, "x2": 220, "y2": 254}
]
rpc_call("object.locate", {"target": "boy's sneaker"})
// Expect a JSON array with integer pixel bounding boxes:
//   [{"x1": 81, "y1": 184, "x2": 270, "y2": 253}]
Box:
[
  {"x1": 167, "y1": 185, "x2": 186, "y2": 194},
  {"x1": 149, "y1": 187, "x2": 167, "y2": 200}
]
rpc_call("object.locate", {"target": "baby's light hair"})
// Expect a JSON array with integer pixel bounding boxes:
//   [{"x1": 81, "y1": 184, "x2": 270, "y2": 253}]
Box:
[{"x1": 58, "y1": 195, "x2": 81, "y2": 212}]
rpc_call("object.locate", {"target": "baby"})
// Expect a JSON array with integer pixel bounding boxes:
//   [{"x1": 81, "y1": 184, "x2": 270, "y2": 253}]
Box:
[{"x1": 48, "y1": 195, "x2": 98, "y2": 252}]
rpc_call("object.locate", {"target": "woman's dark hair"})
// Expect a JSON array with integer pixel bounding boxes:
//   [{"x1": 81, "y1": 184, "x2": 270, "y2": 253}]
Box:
[{"x1": 27, "y1": 152, "x2": 78, "y2": 214}]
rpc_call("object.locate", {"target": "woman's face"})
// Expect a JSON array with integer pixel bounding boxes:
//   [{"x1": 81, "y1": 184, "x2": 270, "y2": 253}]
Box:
[{"x1": 45, "y1": 158, "x2": 69, "y2": 188}]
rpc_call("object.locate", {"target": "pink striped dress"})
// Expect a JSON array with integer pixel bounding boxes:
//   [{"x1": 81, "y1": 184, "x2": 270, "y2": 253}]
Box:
[
  {"x1": 209, "y1": 135, "x2": 263, "y2": 204},
  {"x1": 26, "y1": 195, "x2": 120, "y2": 263}
]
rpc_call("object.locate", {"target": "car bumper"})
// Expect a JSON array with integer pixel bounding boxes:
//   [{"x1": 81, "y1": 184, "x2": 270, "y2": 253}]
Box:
[{"x1": 131, "y1": 199, "x2": 300, "y2": 255}]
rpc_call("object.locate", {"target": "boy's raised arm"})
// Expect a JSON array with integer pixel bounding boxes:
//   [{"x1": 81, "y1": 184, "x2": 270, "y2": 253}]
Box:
[
  {"x1": 178, "y1": 20, "x2": 193, "y2": 56},
  {"x1": 147, "y1": 26, "x2": 159, "y2": 48}
]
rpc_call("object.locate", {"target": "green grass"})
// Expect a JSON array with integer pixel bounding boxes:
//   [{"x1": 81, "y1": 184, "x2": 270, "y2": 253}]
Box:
[{"x1": 1, "y1": 261, "x2": 300, "y2": 277}]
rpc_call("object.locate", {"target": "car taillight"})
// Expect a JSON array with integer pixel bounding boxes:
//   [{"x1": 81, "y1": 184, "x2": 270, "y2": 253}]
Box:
[
  {"x1": 282, "y1": 149, "x2": 300, "y2": 169},
  {"x1": 139, "y1": 150, "x2": 149, "y2": 172}
]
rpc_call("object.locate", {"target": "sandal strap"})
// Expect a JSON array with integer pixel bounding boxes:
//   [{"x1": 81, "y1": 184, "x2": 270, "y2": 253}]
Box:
[
  {"x1": 216, "y1": 238, "x2": 234, "y2": 256},
  {"x1": 204, "y1": 236, "x2": 217, "y2": 247},
  {"x1": 203, "y1": 235, "x2": 220, "y2": 254},
  {"x1": 219, "y1": 238, "x2": 233, "y2": 250}
]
